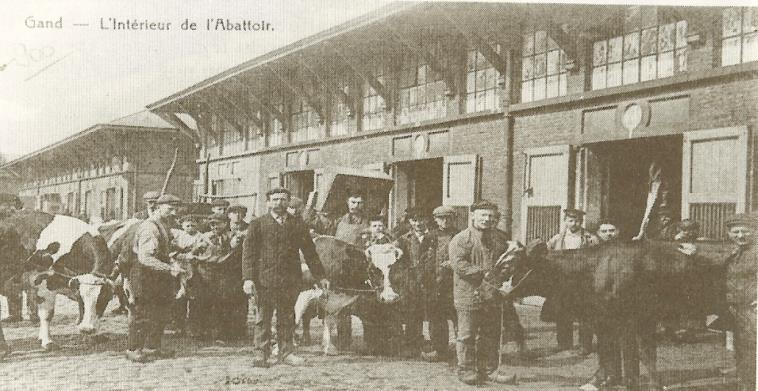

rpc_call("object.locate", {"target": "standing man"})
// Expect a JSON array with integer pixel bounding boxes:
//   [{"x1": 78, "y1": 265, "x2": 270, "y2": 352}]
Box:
[
  {"x1": 722, "y1": 213, "x2": 756, "y2": 391},
  {"x1": 125, "y1": 194, "x2": 184, "y2": 363},
  {"x1": 132, "y1": 191, "x2": 160, "y2": 219},
  {"x1": 242, "y1": 188, "x2": 329, "y2": 367},
  {"x1": 449, "y1": 201, "x2": 512, "y2": 385},
  {"x1": 396, "y1": 208, "x2": 436, "y2": 359},
  {"x1": 424, "y1": 205, "x2": 460, "y2": 361},
  {"x1": 596, "y1": 221, "x2": 619, "y2": 243},
  {"x1": 0, "y1": 193, "x2": 35, "y2": 324},
  {"x1": 546, "y1": 208, "x2": 598, "y2": 355}
]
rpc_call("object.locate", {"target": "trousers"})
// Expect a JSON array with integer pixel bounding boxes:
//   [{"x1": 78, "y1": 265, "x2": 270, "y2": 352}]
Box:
[
  {"x1": 254, "y1": 289, "x2": 298, "y2": 359},
  {"x1": 127, "y1": 297, "x2": 171, "y2": 351},
  {"x1": 456, "y1": 304, "x2": 502, "y2": 375}
]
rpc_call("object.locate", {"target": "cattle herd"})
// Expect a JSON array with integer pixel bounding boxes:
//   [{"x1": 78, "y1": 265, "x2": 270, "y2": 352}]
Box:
[{"x1": 0, "y1": 194, "x2": 754, "y2": 391}]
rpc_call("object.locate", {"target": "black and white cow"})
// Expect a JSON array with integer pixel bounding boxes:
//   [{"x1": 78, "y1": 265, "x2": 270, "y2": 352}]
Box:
[{"x1": 0, "y1": 210, "x2": 114, "y2": 350}]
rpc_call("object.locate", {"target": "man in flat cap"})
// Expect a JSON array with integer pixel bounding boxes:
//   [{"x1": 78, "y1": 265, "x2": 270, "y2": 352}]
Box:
[
  {"x1": 546, "y1": 208, "x2": 598, "y2": 355},
  {"x1": 722, "y1": 213, "x2": 757, "y2": 390},
  {"x1": 133, "y1": 191, "x2": 160, "y2": 220},
  {"x1": 0, "y1": 193, "x2": 31, "y2": 323},
  {"x1": 449, "y1": 200, "x2": 514, "y2": 385},
  {"x1": 242, "y1": 188, "x2": 329, "y2": 367},
  {"x1": 125, "y1": 194, "x2": 185, "y2": 363},
  {"x1": 211, "y1": 199, "x2": 230, "y2": 216},
  {"x1": 424, "y1": 205, "x2": 460, "y2": 361},
  {"x1": 227, "y1": 205, "x2": 249, "y2": 249}
]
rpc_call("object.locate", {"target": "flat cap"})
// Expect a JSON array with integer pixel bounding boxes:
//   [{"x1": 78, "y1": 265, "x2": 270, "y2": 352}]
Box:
[
  {"x1": 432, "y1": 205, "x2": 456, "y2": 217},
  {"x1": 470, "y1": 200, "x2": 499, "y2": 212},
  {"x1": 563, "y1": 208, "x2": 585, "y2": 218},
  {"x1": 211, "y1": 198, "x2": 230, "y2": 208},
  {"x1": 227, "y1": 205, "x2": 248, "y2": 215},
  {"x1": 142, "y1": 191, "x2": 160, "y2": 202},
  {"x1": 266, "y1": 187, "x2": 291, "y2": 197},
  {"x1": 725, "y1": 213, "x2": 756, "y2": 228},
  {"x1": 206, "y1": 212, "x2": 229, "y2": 223},
  {"x1": 155, "y1": 194, "x2": 181, "y2": 205}
]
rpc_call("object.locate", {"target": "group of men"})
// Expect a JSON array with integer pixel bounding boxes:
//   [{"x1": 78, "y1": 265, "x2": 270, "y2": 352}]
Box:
[{"x1": 122, "y1": 193, "x2": 250, "y2": 363}]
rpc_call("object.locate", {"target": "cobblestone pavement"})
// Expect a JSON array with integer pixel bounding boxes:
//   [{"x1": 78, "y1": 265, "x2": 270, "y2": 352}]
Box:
[{"x1": 0, "y1": 296, "x2": 739, "y2": 390}]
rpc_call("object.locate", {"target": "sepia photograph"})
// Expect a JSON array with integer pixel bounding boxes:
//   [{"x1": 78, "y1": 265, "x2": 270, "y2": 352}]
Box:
[{"x1": 0, "y1": 0, "x2": 756, "y2": 389}]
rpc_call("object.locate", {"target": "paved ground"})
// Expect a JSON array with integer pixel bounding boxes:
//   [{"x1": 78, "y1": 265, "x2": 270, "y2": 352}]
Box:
[{"x1": 0, "y1": 296, "x2": 739, "y2": 390}]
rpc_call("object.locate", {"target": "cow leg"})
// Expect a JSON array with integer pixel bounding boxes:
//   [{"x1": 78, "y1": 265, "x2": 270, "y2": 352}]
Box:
[
  {"x1": 36, "y1": 283, "x2": 58, "y2": 351},
  {"x1": 639, "y1": 318, "x2": 662, "y2": 390},
  {"x1": 301, "y1": 308, "x2": 313, "y2": 346},
  {"x1": 322, "y1": 314, "x2": 338, "y2": 356}
]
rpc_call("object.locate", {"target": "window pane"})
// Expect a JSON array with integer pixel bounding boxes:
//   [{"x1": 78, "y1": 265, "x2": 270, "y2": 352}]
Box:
[
  {"x1": 522, "y1": 56, "x2": 534, "y2": 80},
  {"x1": 547, "y1": 50, "x2": 560, "y2": 75},
  {"x1": 607, "y1": 62, "x2": 622, "y2": 87},
  {"x1": 744, "y1": 33, "x2": 758, "y2": 62},
  {"x1": 533, "y1": 77, "x2": 546, "y2": 101},
  {"x1": 641, "y1": 28, "x2": 657, "y2": 55},
  {"x1": 676, "y1": 48, "x2": 688, "y2": 72},
  {"x1": 534, "y1": 53, "x2": 546, "y2": 77},
  {"x1": 466, "y1": 93, "x2": 476, "y2": 113},
  {"x1": 593, "y1": 40, "x2": 607, "y2": 66},
  {"x1": 723, "y1": 7, "x2": 742, "y2": 38},
  {"x1": 559, "y1": 73, "x2": 567, "y2": 96},
  {"x1": 521, "y1": 81, "x2": 533, "y2": 103},
  {"x1": 523, "y1": 33, "x2": 534, "y2": 56},
  {"x1": 466, "y1": 71, "x2": 476, "y2": 92},
  {"x1": 608, "y1": 36, "x2": 623, "y2": 63},
  {"x1": 623, "y1": 59, "x2": 639, "y2": 84},
  {"x1": 641, "y1": 55, "x2": 657, "y2": 81},
  {"x1": 477, "y1": 70, "x2": 487, "y2": 91},
  {"x1": 624, "y1": 32, "x2": 640, "y2": 59},
  {"x1": 535, "y1": 30, "x2": 547, "y2": 53},
  {"x1": 486, "y1": 89, "x2": 496, "y2": 110},
  {"x1": 658, "y1": 51, "x2": 674, "y2": 77},
  {"x1": 722, "y1": 36, "x2": 741, "y2": 66},
  {"x1": 676, "y1": 20, "x2": 688, "y2": 49},
  {"x1": 745, "y1": 8, "x2": 758, "y2": 34},
  {"x1": 659, "y1": 23, "x2": 675, "y2": 52},
  {"x1": 400, "y1": 89, "x2": 409, "y2": 108},
  {"x1": 592, "y1": 65, "x2": 606, "y2": 90},
  {"x1": 546, "y1": 75, "x2": 559, "y2": 98},
  {"x1": 476, "y1": 90, "x2": 486, "y2": 112},
  {"x1": 417, "y1": 85, "x2": 426, "y2": 105}
]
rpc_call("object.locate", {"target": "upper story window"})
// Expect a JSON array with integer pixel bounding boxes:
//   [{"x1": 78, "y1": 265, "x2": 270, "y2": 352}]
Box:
[
  {"x1": 291, "y1": 100, "x2": 322, "y2": 143},
  {"x1": 331, "y1": 82, "x2": 351, "y2": 137},
  {"x1": 246, "y1": 111, "x2": 262, "y2": 151},
  {"x1": 465, "y1": 47, "x2": 500, "y2": 113},
  {"x1": 220, "y1": 117, "x2": 244, "y2": 155},
  {"x1": 592, "y1": 20, "x2": 687, "y2": 90},
  {"x1": 268, "y1": 90, "x2": 285, "y2": 147},
  {"x1": 521, "y1": 30, "x2": 568, "y2": 103},
  {"x1": 398, "y1": 40, "x2": 448, "y2": 124},
  {"x1": 362, "y1": 64, "x2": 385, "y2": 132},
  {"x1": 722, "y1": 7, "x2": 758, "y2": 66}
]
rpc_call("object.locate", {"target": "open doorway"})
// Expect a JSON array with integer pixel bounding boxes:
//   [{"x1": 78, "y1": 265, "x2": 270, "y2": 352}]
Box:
[
  {"x1": 284, "y1": 170, "x2": 315, "y2": 203},
  {"x1": 587, "y1": 135, "x2": 682, "y2": 240},
  {"x1": 392, "y1": 158, "x2": 444, "y2": 224}
]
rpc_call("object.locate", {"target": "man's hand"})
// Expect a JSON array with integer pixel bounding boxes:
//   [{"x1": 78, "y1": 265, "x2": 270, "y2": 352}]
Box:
[
  {"x1": 243, "y1": 280, "x2": 257, "y2": 296},
  {"x1": 318, "y1": 278, "x2": 330, "y2": 291},
  {"x1": 499, "y1": 276, "x2": 515, "y2": 297}
]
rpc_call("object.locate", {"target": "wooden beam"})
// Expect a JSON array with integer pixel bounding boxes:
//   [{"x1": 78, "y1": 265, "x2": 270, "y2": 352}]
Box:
[
  {"x1": 155, "y1": 111, "x2": 200, "y2": 145},
  {"x1": 437, "y1": 10, "x2": 509, "y2": 76},
  {"x1": 383, "y1": 23, "x2": 458, "y2": 97},
  {"x1": 214, "y1": 84, "x2": 264, "y2": 130},
  {"x1": 228, "y1": 75, "x2": 288, "y2": 128},
  {"x1": 196, "y1": 90, "x2": 245, "y2": 137},
  {"x1": 293, "y1": 54, "x2": 355, "y2": 117},
  {"x1": 263, "y1": 64, "x2": 325, "y2": 122},
  {"x1": 328, "y1": 44, "x2": 390, "y2": 102},
  {"x1": 176, "y1": 100, "x2": 218, "y2": 143}
]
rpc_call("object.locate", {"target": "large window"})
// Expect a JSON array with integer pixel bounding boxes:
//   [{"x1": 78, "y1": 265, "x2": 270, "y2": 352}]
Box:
[
  {"x1": 521, "y1": 30, "x2": 568, "y2": 103},
  {"x1": 722, "y1": 7, "x2": 758, "y2": 66},
  {"x1": 362, "y1": 64, "x2": 385, "y2": 132},
  {"x1": 398, "y1": 40, "x2": 448, "y2": 124},
  {"x1": 291, "y1": 100, "x2": 322, "y2": 143},
  {"x1": 592, "y1": 20, "x2": 687, "y2": 90},
  {"x1": 268, "y1": 90, "x2": 285, "y2": 147},
  {"x1": 465, "y1": 48, "x2": 500, "y2": 113},
  {"x1": 331, "y1": 82, "x2": 351, "y2": 137}
]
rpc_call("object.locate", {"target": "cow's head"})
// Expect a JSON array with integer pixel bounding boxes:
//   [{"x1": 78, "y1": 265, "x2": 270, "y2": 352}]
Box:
[
  {"x1": 504, "y1": 238, "x2": 557, "y2": 298},
  {"x1": 365, "y1": 243, "x2": 404, "y2": 304}
]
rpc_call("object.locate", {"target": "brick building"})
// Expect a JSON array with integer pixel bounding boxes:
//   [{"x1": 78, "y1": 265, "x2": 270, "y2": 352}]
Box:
[
  {"x1": 1, "y1": 111, "x2": 195, "y2": 223},
  {"x1": 147, "y1": 3, "x2": 757, "y2": 238}
]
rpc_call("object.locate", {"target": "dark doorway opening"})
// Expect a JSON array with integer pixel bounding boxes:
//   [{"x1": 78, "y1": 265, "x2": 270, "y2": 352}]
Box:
[
  {"x1": 393, "y1": 158, "x2": 444, "y2": 220},
  {"x1": 589, "y1": 135, "x2": 682, "y2": 240}
]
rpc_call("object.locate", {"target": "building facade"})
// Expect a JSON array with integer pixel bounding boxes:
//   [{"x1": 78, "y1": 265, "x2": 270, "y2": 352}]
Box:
[
  {"x1": 147, "y1": 3, "x2": 757, "y2": 237},
  {"x1": 1, "y1": 112, "x2": 195, "y2": 223}
]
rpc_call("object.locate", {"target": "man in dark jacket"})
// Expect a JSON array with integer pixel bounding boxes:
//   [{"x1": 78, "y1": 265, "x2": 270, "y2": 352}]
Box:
[{"x1": 242, "y1": 188, "x2": 329, "y2": 367}]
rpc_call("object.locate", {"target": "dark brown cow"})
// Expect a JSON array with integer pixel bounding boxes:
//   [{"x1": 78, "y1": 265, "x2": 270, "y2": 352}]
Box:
[
  {"x1": 0, "y1": 210, "x2": 114, "y2": 350},
  {"x1": 512, "y1": 239, "x2": 732, "y2": 390}
]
